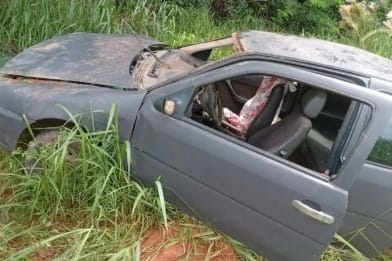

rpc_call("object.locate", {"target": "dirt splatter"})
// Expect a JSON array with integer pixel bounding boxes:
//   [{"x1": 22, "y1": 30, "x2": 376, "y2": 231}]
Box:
[{"x1": 141, "y1": 224, "x2": 239, "y2": 261}]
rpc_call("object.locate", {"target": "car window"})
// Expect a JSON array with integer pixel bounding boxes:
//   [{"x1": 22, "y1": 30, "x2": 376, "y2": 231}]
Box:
[
  {"x1": 368, "y1": 117, "x2": 392, "y2": 167},
  {"x1": 186, "y1": 73, "x2": 370, "y2": 177}
]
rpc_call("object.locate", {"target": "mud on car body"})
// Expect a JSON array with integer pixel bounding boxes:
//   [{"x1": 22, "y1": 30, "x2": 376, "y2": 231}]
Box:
[{"x1": 1, "y1": 31, "x2": 392, "y2": 261}]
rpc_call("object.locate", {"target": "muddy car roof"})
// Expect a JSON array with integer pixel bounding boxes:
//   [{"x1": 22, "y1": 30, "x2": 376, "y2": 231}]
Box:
[{"x1": 235, "y1": 31, "x2": 392, "y2": 82}]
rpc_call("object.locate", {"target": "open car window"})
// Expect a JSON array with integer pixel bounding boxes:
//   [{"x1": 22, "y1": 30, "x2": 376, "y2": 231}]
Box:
[{"x1": 188, "y1": 73, "x2": 369, "y2": 177}]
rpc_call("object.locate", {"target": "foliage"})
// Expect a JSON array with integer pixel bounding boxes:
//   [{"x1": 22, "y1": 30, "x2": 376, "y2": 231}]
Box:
[
  {"x1": 209, "y1": 0, "x2": 343, "y2": 34},
  {"x1": 336, "y1": 0, "x2": 392, "y2": 58},
  {"x1": 0, "y1": 52, "x2": 11, "y2": 67},
  {"x1": 368, "y1": 139, "x2": 392, "y2": 166},
  {"x1": 264, "y1": 0, "x2": 344, "y2": 34},
  {"x1": 369, "y1": 0, "x2": 392, "y2": 20},
  {"x1": 339, "y1": 1, "x2": 373, "y2": 32},
  {"x1": 160, "y1": 0, "x2": 211, "y2": 8},
  {"x1": 0, "y1": 0, "x2": 262, "y2": 54}
]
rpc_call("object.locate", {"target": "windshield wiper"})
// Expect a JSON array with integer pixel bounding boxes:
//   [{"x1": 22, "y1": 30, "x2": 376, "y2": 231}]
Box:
[{"x1": 128, "y1": 26, "x2": 171, "y2": 69}]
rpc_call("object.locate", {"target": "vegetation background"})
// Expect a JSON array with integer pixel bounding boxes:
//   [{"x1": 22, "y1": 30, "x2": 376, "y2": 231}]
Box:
[{"x1": 0, "y1": 0, "x2": 392, "y2": 260}]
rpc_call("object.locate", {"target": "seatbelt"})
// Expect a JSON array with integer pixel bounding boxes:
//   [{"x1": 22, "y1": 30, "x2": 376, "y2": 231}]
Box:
[{"x1": 272, "y1": 81, "x2": 297, "y2": 124}]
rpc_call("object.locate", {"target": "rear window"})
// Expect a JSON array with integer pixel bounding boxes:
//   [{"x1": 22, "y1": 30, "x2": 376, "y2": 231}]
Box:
[{"x1": 368, "y1": 117, "x2": 392, "y2": 167}]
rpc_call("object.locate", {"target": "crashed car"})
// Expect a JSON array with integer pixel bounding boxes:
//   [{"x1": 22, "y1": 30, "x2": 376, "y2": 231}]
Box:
[{"x1": 1, "y1": 30, "x2": 392, "y2": 260}]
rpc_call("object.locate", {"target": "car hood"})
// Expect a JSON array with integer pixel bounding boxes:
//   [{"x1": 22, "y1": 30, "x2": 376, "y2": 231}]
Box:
[{"x1": 0, "y1": 33, "x2": 162, "y2": 89}]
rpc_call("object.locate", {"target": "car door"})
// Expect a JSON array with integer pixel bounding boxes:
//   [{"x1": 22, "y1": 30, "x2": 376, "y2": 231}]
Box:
[
  {"x1": 131, "y1": 59, "x2": 392, "y2": 261},
  {"x1": 338, "y1": 79, "x2": 392, "y2": 257}
]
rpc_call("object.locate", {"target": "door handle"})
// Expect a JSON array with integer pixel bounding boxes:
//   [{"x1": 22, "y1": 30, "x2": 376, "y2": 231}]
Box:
[{"x1": 292, "y1": 200, "x2": 335, "y2": 225}]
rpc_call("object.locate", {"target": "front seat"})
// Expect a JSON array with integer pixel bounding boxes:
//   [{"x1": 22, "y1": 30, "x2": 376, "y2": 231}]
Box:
[
  {"x1": 247, "y1": 88, "x2": 327, "y2": 158},
  {"x1": 245, "y1": 84, "x2": 285, "y2": 138}
]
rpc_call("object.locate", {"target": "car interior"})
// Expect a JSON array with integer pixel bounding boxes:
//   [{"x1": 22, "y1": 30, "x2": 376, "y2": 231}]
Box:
[{"x1": 189, "y1": 74, "x2": 353, "y2": 176}]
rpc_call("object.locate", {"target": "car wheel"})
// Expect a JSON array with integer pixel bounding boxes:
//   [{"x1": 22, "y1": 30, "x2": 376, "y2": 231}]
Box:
[{"x1": 24, "y1": 129, "x2": 80, "y2": 172}]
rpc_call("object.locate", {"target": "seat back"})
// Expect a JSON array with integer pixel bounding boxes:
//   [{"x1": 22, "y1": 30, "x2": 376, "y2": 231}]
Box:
[
  {"x1": 246, "y1": 84, "x2": 285, "y2": 138},
  {"x1": 248, "y1": 88, "x2": 327, "y2": 158}
]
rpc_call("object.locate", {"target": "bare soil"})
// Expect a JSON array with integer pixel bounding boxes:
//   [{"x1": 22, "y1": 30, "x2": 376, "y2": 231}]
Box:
[
  {"x1": 34, "y1": 249, "x2": 58, "y2": 261},
  {"x1": 141, "y1": 223, "x2": 239, "y2": 261}
]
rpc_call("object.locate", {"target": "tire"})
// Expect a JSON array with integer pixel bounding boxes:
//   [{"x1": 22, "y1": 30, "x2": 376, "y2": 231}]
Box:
[{"x1": 24, "y1": 129, "x2": 80, "y2": 172}]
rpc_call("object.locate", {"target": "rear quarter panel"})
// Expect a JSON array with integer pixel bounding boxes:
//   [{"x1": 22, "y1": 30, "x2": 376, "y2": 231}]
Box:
[{"x1": 338, "y1": 78, "x2": 392, "y2": 256}]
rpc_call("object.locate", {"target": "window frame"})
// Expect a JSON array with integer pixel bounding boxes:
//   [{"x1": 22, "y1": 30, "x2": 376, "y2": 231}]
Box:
[
  {"x1": 154, "y1": 57, "x2": 392, "y2": 189},
  {"x1": 176, "y1": 73, "x2": 373, "y2": 181}
]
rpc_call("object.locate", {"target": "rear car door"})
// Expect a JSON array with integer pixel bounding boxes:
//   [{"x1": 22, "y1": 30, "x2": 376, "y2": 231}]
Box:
[
  {"x1": 131, "y1": 60, "x2": 392, "y2": 260},
  {"x1": 338, "y1": 79, "x2": 392, "y2": 257}
]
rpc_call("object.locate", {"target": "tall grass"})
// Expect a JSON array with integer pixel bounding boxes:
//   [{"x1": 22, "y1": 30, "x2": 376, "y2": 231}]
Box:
[
  {"x1": 0, "y1": 0, "x2": 390, "y2": 60},
  {"x1": 0, "y1": 0, "x2": 263, "y2": 54},
  {"x1": 0, "y1": 52, "x2": 11, "y2": 68},
  {"x1": 338, "y1": 14, "x2": 392, "y2": 59},
  {"x1": 0, "y1": 107, "x2": 160, "y2": 258},
  {"x1": 1, "y1": 106, "x2": 252, "y2": 259},
  {"x1": 1, "y1": 0, "x2": 390, "y2": 58}
]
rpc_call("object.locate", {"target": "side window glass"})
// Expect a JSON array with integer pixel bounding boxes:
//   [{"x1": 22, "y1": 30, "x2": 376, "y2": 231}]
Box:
[{"x1": 368, "y1": 117, "x2": 392, "y2": 167}]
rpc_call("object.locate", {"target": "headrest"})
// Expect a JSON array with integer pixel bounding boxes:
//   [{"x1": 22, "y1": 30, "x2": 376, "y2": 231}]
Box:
[{"x1": 301, "y1": 89, "x2": 327, "y2": 118}]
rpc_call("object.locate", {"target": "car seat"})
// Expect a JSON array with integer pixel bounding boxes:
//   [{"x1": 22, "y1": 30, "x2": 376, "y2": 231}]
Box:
[
  {"x1": 245, "y1": 84, "x2": 285, "y2": 138},
  {"x1": 247, "y1": 88, "x2": 327, "y2": 158}
]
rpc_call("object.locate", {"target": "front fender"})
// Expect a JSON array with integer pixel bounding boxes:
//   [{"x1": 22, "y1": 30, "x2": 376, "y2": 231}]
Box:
[{"x1": 0, "y1": 77, "x2": 146, "y2": 151}]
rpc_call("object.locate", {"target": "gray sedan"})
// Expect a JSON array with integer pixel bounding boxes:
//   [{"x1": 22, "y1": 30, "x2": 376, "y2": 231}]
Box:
[{"x1": 0, "y1": 31, "x2": 392, "y2": 261}]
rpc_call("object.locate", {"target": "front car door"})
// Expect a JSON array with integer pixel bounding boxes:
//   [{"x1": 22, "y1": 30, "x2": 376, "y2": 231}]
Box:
[{"x1": 131, "y1": 59, "x2": 392, "y2": 260}]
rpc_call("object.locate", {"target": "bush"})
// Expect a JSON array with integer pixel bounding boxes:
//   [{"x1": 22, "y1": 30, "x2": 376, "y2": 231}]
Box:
[
  {"x1": 211, "y1": 0, "x2": 343, "y2": 34},
  {"x1": 268, "y1": 0, "x2": 344, "y2": 34}
]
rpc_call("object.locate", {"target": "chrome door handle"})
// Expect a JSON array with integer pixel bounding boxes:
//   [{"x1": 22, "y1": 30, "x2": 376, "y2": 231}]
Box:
[{"x1": 292, "y1": 200, "x2": 335, "y2": 225}]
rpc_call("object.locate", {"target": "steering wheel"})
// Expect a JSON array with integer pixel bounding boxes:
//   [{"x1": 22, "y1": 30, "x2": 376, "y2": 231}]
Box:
[
  {"x1": 211, "y1": 85, "x2": 223, "y2": 127},
  {"x1": 197, "y1": 84, "x2": 222, "y2": 127}
]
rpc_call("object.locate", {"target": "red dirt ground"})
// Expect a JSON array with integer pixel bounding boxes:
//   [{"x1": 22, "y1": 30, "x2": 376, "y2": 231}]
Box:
[
  {"x1": 141, "y1": 224, "x2": 239, "y2": 261},
  {"x1": 34, "y1": 249, "x2": 58, "y2": 261}
]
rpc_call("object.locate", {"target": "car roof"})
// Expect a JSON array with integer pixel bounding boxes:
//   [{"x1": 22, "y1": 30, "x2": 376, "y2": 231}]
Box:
[{"x1": 234, "y1": 31, "x2": 392, "y2": 83}]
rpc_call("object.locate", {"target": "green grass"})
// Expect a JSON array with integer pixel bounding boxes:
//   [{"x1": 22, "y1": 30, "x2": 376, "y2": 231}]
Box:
[
  {"x1": 337, "y1": 15, "x2": 392, "y2": 59},
  {"x1": 0, "y1": 52, "x2": 11, "y2": 68},
  {"x1": 1, "y1": 0, "x2": 392, "y2": 260},
  {"x1": 0, "y1": 0, "x2": 263, "y2": 54}
]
